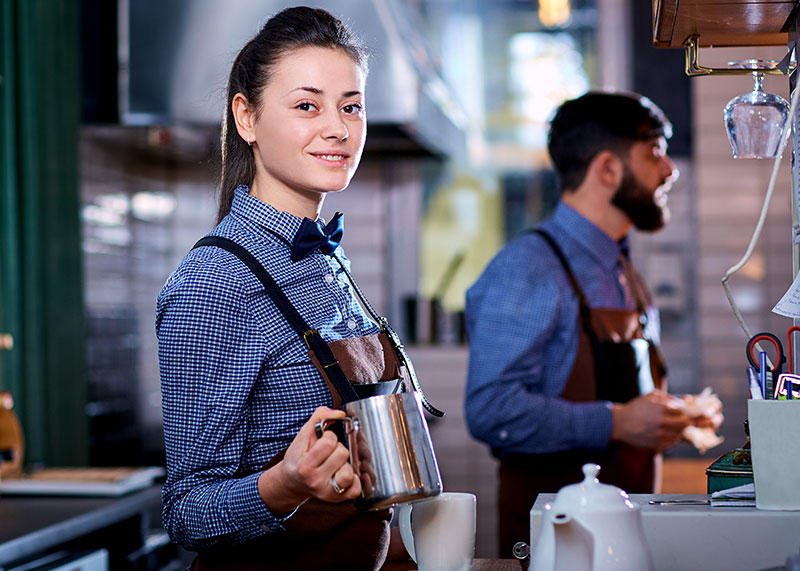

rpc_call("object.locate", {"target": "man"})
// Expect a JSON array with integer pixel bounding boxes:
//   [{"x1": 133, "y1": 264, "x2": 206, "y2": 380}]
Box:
[{"x1": 464, "y1": 92, "x2": 712, "y2": 556}]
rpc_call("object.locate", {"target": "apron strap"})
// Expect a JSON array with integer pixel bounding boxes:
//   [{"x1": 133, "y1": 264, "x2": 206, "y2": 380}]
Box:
[
  {"x1": 332, "y1": 253, "x2": 444, "y2": 417},
  {"x1": 532, "y1": 228, "x2": 667, "y2": 381},
  {"x1": 531, "y1": 229, "x2": 594, "y2": 330},
  {"x1": 192, "y1": 236, "x2": 360, "y2": 405}
]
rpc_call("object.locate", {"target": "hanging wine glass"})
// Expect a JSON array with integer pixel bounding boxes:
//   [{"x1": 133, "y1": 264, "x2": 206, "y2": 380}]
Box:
[{"x1": 723, "y1": 59, "x2": 789, "y2": 159}]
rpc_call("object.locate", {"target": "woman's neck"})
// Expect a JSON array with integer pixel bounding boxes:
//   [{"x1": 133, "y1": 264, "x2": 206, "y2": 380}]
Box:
[{"x1": 249, "y1": 179, "x2": 324, "y2": 220}]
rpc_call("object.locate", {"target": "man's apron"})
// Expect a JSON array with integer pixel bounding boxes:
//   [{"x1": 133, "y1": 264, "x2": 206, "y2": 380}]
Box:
[
  {"x1": 496, "y1": 229, "x2": 667, "y2": 557},
  {"x1": 189, "y1": 237, "x2": 412, "y2": 571}
]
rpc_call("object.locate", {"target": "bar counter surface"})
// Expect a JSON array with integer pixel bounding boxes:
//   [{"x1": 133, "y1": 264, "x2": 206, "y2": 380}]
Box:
[
  {"x1": 0, "y1": 485, "x2": 520, "y2": 570},
  {"x1": 0, "y1": 484, "x2": 161, "y2": 569},
  {"x1": 13, "y1": 487, "x2": 794, "y2": 569},
  {"x1": 533, "y1": 493, "x2": 800, "y2": 570}
]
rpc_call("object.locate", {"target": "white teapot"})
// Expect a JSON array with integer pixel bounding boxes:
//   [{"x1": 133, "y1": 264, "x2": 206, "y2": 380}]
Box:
[{"x1": 530, "y1": 463, "x2": 654, "y2": 571}]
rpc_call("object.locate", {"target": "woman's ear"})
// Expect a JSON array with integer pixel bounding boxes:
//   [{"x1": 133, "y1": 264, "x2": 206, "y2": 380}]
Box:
[
  {"x1": 231, "y1": 93, "x2": 255, "y2": 145},
  {"x1": 590, "y1": 150, "x2": 624, "y2": 191}
]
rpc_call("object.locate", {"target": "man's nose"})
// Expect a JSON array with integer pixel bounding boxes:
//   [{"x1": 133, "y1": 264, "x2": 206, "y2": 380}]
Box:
[{"x1": 662, "y1": 154, "x2": 679, "y2": 183}]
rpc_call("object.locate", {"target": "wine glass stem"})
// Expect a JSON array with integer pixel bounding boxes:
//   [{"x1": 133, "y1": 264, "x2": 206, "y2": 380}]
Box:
[{"x1": 753, "y1": 71, "x2": 765, "y2": 93}]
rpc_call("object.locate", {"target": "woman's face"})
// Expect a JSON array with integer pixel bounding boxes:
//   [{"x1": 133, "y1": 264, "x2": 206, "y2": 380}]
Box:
[{"x1": 245, "y1": 46, "x2": 366, "y2": 202}]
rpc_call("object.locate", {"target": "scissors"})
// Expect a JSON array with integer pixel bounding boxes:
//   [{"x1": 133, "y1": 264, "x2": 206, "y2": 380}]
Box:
[
  {"x1": 746, "y1": 327, "x2": 800, "y2": 398},
  {"x1": 746, "y1": 332, "x2": 786, "y2": 376}
]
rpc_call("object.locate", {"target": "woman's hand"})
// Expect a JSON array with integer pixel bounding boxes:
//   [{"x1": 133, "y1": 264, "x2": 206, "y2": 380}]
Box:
[{"x1": 257, "y1": 407, "x2": 361, "y2": 514}]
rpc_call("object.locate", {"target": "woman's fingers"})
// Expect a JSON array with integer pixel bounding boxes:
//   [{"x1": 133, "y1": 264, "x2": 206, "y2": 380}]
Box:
[
  {"x1": 298, "y1": 407, "x2": 359, "y2": 498},
  {"x1": 296, "y1": 406, "x2": 345, "y2": 452},
  {"x1": 279, "y1": 406, "x2": 364, "y2": 502},
  {"x1": 329, "y1": 461, "x2": 361, "y2": 501}
]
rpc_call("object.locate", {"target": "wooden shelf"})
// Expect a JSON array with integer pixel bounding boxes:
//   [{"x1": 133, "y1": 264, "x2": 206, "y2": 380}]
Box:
[{"x1": 653, "y1": 0, "x2": 795, "y2": 49}]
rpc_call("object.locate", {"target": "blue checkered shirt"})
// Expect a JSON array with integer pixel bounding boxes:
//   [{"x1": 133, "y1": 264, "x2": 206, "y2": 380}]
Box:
[
  {"x1": 464, "y1": 202, "x2": 660, "y2": 457},
  {"x1": 156, "y1": 186, "x2": 380, "y2": 550}
]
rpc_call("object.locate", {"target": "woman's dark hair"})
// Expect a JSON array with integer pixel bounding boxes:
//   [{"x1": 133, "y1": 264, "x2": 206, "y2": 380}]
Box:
[
  {"x1": 547, "y1": 91, "x2": 672, "y2": 192},
  {"x1": 217, "y1": 7, "x2": 369, "y2": 222}
]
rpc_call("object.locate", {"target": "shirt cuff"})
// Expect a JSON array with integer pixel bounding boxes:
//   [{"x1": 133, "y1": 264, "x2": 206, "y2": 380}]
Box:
[
  {"x1": 229, "y1": 471, "x2": 289, "y2": 534},
  {"x1": 573, "y1": 401, "x2": 614, "y2": 449}
]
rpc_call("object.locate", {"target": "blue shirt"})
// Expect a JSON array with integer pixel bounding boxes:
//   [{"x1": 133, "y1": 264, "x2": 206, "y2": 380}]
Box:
[
  {"x1": 464, "y1": 202, "x2": 660, "y2": 456},
  {"x1": 156, "y1": 186, "x2": 379, "y2": 550}
]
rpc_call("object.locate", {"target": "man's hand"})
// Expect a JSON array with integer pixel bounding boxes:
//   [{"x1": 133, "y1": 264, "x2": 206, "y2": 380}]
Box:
[{"x1": 610, "y1": 390, "x2": 691, "y2": 450}]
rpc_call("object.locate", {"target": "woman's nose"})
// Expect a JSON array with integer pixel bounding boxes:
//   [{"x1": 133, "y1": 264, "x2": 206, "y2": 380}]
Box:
[{"x1": 323, "y1": 111, "x2": 349, "y2": 141}]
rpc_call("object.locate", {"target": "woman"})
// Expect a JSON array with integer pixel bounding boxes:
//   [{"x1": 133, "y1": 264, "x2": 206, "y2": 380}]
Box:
[{"x1": 157, "y1": 7, "x2": 406, "y2": 569}]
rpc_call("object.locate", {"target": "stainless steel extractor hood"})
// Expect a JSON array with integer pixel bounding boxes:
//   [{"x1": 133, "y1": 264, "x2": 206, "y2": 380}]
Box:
[{"x1": 122, "y1": 0, "x2": 472, "y2": 159}]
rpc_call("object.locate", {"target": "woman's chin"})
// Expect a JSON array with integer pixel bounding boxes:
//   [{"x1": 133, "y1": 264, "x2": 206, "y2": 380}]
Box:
[{"x1": 311, "y1": 176, "x2": 354, "y2": 194}]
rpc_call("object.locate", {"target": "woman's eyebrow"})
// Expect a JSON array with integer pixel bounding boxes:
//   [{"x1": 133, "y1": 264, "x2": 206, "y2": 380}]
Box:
[
  {"x1": 287, "y1": 87, "x2": 362, "y2": 98},
  {"x1": 289, "y1": 86, "x2": 323, "y2": 95}
]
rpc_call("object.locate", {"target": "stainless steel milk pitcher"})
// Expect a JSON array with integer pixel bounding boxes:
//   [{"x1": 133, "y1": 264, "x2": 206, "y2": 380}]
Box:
[{"x1": 315, "y1": 392, "x2": 442, "y2": 511}]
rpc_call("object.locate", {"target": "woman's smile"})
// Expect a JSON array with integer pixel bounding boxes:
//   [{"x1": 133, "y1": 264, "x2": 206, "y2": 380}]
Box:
[{"x1": 308, "y1": 150, "x2": 351, "y2": 168}]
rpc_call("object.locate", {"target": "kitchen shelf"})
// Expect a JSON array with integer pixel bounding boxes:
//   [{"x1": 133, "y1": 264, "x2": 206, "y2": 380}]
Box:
[{"x1": 653, "y1": 0, "x2": 795, "y2": 48}]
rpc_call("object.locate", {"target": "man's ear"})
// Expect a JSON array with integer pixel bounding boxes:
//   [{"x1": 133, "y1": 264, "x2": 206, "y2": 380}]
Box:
[
  {"x1": 589, "y1": 150, "x2": 624, "y2": 191},
  {"x1": 231, "y1": 93, "x2": 256, "y2": 144}
]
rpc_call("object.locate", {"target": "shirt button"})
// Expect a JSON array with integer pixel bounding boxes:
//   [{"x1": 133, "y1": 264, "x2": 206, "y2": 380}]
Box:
[
  {"x1": 347, "y1": 319, "x2": 357, "y2": 330},
  {"x1": 260, "y1": 524, "x2": 270, "y2": 532},
  {"x1": 499, "y1": 430, "x2": 508, "y2": 440},
  {"x1": 324, "y1": 274, "x2": 335, "y2": 284}
]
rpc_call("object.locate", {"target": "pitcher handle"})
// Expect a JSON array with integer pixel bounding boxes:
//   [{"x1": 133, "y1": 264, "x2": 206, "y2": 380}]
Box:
[
  {"x1": 313, "y1": 417, "x2": 360, "y2": 474},
  {"x1": 397, "y1": 503, "x2": 417, "y2": 563},
  {"x1": 314, "y1": 417, "x2": 356, "y2": 438}
]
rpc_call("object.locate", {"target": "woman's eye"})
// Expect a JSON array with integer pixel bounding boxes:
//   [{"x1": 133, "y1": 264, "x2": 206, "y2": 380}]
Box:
[
  {"x1": 342, "y1": 103, "x2": 363, "y2": 115},
  {"x1": 296, "y1": 102, "x2": 317, "y2": 112}
]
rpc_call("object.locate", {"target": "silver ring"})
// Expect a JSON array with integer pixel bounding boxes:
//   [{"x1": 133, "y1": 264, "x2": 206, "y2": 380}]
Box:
[{"x1": 331, "y1": 476, "x2": 345, "y2": 495}]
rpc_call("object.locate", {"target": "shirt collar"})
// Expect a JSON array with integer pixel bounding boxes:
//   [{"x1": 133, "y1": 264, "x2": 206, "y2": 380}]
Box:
[
  {"x1": 551, "y1": 201, "x2": 625, "y2": 271},
  {"x1": 229, "y1": 185, "x2": 326, "y2": 245}
]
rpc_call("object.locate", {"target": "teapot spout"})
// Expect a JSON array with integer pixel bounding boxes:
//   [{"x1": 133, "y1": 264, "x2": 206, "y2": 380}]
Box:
[{"x1": 551, "y1": 511, "x2": 593, "y2": 571}]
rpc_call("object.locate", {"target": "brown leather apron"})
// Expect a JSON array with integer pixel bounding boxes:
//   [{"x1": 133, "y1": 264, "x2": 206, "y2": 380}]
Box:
[
  {"x1": 189, "y1": 237, "x2": 414, "y2": 571},
  {"x1": 497, "y1": 230, "x2": 666, "y2": 557}
]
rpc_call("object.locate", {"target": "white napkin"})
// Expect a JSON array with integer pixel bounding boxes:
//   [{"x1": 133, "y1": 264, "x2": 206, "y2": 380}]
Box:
[{"x1": 670, "y1": 387, "x2": 725, "y2": 453}]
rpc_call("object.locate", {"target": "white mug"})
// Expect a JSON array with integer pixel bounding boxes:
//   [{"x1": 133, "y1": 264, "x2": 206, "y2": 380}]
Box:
[{"x1": 397, "y1": 492, "x2": 476, "y2": 571}]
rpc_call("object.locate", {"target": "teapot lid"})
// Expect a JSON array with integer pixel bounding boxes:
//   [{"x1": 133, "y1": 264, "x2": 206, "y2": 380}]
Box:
[{"x1": 551, "y1": 464, "x2": 637, "y2": 513}]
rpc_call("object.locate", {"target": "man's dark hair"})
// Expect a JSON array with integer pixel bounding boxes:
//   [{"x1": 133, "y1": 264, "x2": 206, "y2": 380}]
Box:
[{"x1": 547, "y1": 91, "x2": 672, "y2": 192}]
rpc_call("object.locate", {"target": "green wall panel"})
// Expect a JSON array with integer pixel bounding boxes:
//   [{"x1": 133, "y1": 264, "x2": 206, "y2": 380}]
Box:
[
  {"x1": 1, "y1": 0, "x2": 88, "y2": 466},
  {"x1": 1, "y1": 1, "x2": 22, "y2": 400}
]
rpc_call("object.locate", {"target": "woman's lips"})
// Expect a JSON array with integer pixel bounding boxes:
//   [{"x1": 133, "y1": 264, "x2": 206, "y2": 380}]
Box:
[{"x1": 310, "y1": 152, "x2": 349, "y2": 167}]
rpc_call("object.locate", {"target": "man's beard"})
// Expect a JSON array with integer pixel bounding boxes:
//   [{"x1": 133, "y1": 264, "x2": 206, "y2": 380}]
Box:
[{"x1": 611, "y1": 167, "x2": 669, "y2": 232}]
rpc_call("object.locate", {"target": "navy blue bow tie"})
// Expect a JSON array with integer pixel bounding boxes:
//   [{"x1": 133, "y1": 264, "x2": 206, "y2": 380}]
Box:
[{"x1": 290, "y1": 212, "x2": 344, "y2": 262}]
